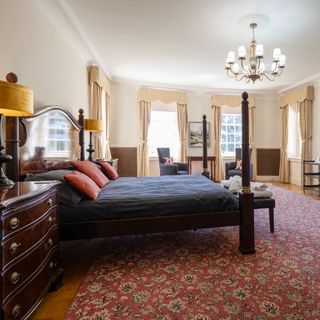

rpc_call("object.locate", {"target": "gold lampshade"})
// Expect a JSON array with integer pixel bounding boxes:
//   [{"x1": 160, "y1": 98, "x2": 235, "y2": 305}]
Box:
[
  {"x1": 0, "y1": 80, "x2": 33, "y2": 116},
  {"x1": 84, "y1": 119, "x2": 103, "y2": 132}
]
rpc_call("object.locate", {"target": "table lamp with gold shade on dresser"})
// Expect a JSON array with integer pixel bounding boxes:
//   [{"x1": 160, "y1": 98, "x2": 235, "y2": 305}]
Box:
[
  {"x1": 0, "y1": 73, "x2": 33, "y2": 186},
  {"x1": 84, "y1": 118, "x2": 103, "y2": 161}
]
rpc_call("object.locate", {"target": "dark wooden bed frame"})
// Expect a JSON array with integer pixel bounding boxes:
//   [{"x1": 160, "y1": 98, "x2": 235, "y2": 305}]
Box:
[{"x1": 5, "y1": 92, "x2": 255, "y2": 254}]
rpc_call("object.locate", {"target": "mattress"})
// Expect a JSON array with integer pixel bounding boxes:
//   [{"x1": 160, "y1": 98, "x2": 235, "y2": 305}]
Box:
[{"x1": 59, "y1": 175, "x2": 239, "y2": 223}]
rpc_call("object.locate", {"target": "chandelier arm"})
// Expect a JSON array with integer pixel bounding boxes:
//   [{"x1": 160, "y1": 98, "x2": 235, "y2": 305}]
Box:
[
  {"x1": 277, "y1": 67, "x2": 283, "y2": 76},
  {"x1": 263, "y1": 72, "x2": 276, "y2": 81},
  {"x1": 226, "y1": 69, "x2": 237, "y2": 79},
  {"x1": 271, "y1": 61, "x2": 279, "y2": 73},
  {"x1": 236, "y1": 73, "x2": 247, "y2": 82},
  {"x1": 240, "y1": 59, "x2": 247, "y2": 74}
]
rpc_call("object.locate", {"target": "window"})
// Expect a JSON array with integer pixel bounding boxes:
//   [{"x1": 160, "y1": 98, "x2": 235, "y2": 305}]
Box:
[
  {"x1": 148, "y1": 102, "x2": 179, "y2": 159},
  {"x1": 221, "y1": 113, "x2": 242, "y2": 156},
  {"x1": 46, "y1": 111, "x2": 72, "y2": 158},
  {"x1": 287, "y1": 104, "x2": 301, "y2": 158}
]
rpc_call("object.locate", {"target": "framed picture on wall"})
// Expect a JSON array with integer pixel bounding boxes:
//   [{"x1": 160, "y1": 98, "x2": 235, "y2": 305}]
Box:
[{"x1": 188, "y1": 122, "x2": 210, "y2": 148}]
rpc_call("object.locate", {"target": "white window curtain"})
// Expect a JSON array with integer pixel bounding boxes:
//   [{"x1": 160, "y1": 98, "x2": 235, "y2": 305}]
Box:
[
  {"x1": 177, "y1": 103, "x2": 188, "y2": 163},
  {"x1": 138, "y1": 100, "x2": 151, "y2": 176},
  {"x1": 137, "y1": 88, "x2": 187, "y2": 176},
  {"x1": 279, "y1": 105, "x2": 289, "y2": 183},
  {"x1": 211, "y1": 94, "x2": 256, "y2": 180},
  {"x1": 212, "y1": 105, "x2": 222, "y2": 180},
  {"x1": 88, "y1": 65, "x2": 112, "y2": 160},
  {"x1": 279, "y1": 85, "x2": 314, "y2": 183}
]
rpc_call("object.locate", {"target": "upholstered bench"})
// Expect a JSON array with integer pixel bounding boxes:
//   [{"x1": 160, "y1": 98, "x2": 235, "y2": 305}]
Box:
[{"x1": 253, "y1": 197, "x2": 275, "y2": 233}]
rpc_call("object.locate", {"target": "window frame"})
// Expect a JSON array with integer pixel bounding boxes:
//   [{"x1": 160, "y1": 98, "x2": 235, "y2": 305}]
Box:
[
  {"x1": 220, "y1": 105, "x2": 242, "y2": 157},
  {"x1": 287, "y1": 103, "x2": 301, "y2": 160},
  {"x1": 148, "y1": 101, "x2": 179, "y2": 160}
]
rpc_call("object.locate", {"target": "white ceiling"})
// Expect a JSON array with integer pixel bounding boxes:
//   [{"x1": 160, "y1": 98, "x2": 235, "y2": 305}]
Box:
[{"x1": 61, "y1": 0, "x2": 320, "y2": 92}]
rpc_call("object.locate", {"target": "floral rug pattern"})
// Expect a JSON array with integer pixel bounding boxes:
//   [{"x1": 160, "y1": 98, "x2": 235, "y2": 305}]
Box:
[{"x1": 65, "y1": 187, "x2": 320, "y2": 319}]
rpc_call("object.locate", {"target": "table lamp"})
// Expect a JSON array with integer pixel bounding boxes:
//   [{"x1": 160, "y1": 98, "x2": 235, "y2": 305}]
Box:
[
  {"x1": 84, "y1": 118, "x2": 103, "y2": 161},
  {"x1": 0, "y1": 73, "x2": 33, "y2": 186}
]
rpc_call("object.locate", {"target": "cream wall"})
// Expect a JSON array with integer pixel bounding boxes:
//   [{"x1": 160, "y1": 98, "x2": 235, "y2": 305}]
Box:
[
  {"x1": 109, "y1": 82, "x2": 139, "y2": 147},
  {"x1": 0, "y1": 0, "x2": 88, "y2": 116},
  {"x1": 254, "y1": 95, "x2": 281, "y2": 148}
]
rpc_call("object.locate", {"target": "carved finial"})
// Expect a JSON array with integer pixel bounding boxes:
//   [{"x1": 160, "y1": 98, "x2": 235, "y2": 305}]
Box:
[
  {"x1": 79, "y1": 108, "x2": 84, "y2": 115},
  {"x1": 202, "y1": 114, "x2": 206, "y2": 120},
  {"x1": 242, "y1": 91, "x2": 248, "y2": 100},
  {"x1": 6, "y1": 72, "x2": 18, "y2": 84}
]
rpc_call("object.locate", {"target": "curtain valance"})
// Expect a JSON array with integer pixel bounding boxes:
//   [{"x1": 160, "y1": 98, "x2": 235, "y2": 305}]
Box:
[
  {"x1": 138, "y1": 87, "x2": 186, "y2": 104},
  {"x1": 280, "y1": 85, "x2": 314, "y2": 107},
  {"x1": 88, "y1": 65, "x2": 111, "y2": 95},
  {"x1": 211, "y1": 94, "x2": 255, "y2": 108}
]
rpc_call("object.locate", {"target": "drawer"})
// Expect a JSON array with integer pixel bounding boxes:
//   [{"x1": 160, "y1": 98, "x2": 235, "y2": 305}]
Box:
[
  {"x1": 3, "y1": 248, "x2": 59, "y2": 320},
  {"x1": 2, "y1": 209, "x2": 57, "y2": 267},
  {"x1": 2, "y1": 192, "x2": 57, "y2": 239},
  {"x1": 2, "y1": 228, "x2": 59, "y2": 303}
]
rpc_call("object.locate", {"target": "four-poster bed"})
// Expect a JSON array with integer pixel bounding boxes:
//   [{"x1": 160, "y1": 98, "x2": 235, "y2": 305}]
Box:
[{"x1": 5, "y1": 92, "x2": 255, "y2": 254}]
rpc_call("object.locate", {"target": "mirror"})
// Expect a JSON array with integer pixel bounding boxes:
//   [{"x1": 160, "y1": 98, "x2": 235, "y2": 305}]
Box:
[{"x1": 19, "y1": 107, "x2": 81, "y2": 175}]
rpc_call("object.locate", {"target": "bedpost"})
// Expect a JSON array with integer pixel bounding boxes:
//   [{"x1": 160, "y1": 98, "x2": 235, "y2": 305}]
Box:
[
  {"x1": 202, "y1": 114, "x2": 209, "y2": 178},
  {"x1": 78, "y1": 108, "x2": 85, "y2": 161},
  {"x1": 239, "y1": 92, "x2": 255, "y2": 254}
]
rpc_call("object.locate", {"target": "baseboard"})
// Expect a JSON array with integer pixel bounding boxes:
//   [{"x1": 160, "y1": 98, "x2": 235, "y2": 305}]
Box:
[
  {"x1": 290, "y1": 177, "x2": 302, "y2": 186},
  {"x1": 256, "y1": 176, "x2": 280, "y2": 182}
]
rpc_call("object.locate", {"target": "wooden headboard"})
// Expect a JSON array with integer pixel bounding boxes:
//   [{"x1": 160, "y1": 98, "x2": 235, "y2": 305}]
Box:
[{"x1": 5, "y1": 106, "x2": 84, "y2": 180}]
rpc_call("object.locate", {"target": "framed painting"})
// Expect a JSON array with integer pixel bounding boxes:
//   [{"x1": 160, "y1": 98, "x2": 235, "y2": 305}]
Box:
[{"x1": 189, "y1": 122, "x2": 210, "y2": 148}]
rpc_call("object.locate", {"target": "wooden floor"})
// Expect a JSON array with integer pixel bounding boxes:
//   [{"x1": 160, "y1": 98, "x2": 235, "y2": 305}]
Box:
[{"x1": 30, "y1": 182, "x2": 319, "y2": 320}]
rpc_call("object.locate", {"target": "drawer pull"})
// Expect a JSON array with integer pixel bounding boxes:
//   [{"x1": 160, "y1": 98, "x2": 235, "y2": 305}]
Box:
[
  {"x1": 9, "y1": 217, "x2": 19, "y2": 230},
  {"x1": 48, "y1": 216, "x2": 56, "y2": 223},
  {"x1": 10, "y1": 272, "x2": 20, "y2": 284},
  {"x1": 9, "y1": 242, "x2": 21, "y2": 254},
  {"x1": 49, "y1": 261, "x2": 57, "y2": 268},
  {"x1": 12, "y1": 304, "x2": 21, "y2": 317},
  {"x1": 48, "y1": 238, "x2": 54, "y2": 247},
  {"x1": 48, "y1": 197, "x2": 53, "y2": 207}
]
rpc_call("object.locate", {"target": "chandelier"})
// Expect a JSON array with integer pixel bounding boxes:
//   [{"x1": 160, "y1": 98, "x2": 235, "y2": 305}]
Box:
[{"x1": 225, "y1": 22, "x2": 286, "y2": 83}]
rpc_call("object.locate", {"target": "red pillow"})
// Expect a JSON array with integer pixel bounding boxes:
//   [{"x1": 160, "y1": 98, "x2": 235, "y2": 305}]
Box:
[
  {"x1": 65, "y1": 171, "x2": 100, "y2": 200},
  {"x1": 163, "y1": 157, "x2": 174, "y2": 164},
  {"x1": 72, "y1": 160, "x2": 110, "y2": 188},
  {"x1": 99, "y1": 161, "x2": 119, "y2": 180}
]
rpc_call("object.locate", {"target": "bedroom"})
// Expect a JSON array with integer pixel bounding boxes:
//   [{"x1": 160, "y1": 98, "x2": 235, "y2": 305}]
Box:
[{"x1": 0, "y1": 0, "x2": 320, "y2": 319}]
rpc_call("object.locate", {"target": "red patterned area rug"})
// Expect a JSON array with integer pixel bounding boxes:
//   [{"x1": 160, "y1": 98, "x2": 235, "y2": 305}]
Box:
[{"x1": 64, "y1": 187, "x2": 320, "y2": 320}]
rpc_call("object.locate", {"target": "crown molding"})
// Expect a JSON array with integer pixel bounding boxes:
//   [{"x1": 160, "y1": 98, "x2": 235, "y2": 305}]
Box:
[
  {"x1": 111, "y1": 76, "x2": 278, "y2": 97},
  {"x1": 278, "y1": 72, "x2": 320, "y2": 94}
]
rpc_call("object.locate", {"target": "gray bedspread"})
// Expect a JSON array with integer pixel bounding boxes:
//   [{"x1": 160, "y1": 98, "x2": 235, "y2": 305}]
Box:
[{"x1": 59, "y1": 175, "x2": 239, "y2": 223}]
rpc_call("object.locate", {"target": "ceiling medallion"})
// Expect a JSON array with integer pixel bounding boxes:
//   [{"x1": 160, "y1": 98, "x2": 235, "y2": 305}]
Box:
[{"x1": 225, "y1": 19, "x2": 286, "y2": 83}]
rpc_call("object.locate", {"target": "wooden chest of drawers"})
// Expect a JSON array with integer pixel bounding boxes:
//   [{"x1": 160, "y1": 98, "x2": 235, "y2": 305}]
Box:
[{"x1": 0, "y1": 181, "x2": 63, "y2": 320}]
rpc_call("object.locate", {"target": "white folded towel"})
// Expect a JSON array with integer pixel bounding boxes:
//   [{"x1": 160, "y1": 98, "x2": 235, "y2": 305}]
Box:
[
  {"x1": 223, "y1": 177, "x2": 273, "y2": 198},
  {"x1": 251, "y1": 182, "x2": 268, "y2": 191},
  {"x1": 253, "y1": 190, "x2": 273, "y2": 198}
]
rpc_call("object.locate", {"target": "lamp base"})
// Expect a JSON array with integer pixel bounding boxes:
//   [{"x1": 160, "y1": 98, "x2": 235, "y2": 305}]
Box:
[
  {"x1": 86, "y1": 147, "x2": 94, "y2": 162},
  {"x1": 0, "y1": 174, "x2": 14, "y2": 187},
  {"x1": 86, "y1": 132, "x2": 94, "y2": 162},
  {"x1": 0, "y1": 154, "x2": 14, "y2": 187}
]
